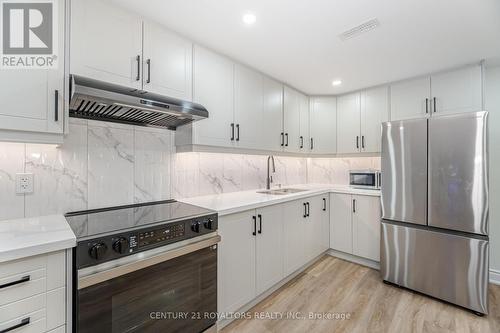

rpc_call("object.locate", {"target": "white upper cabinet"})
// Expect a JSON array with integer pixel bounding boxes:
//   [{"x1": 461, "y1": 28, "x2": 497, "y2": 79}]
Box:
[
  {"x1": 390, "y1": 64, "x2": 483, "y2": 121},
  {"x1": 336, "y1": 93, "x2": 361, "y2": 154},
  {"x1": 298, "y1": 93, "x2": 310, "y2": 152},
  {"x1": 262, "y1": 77, "x2": 284, "y2": 151},
  {"x1": 71, "y1": 0, "x2": 143, "y2": 89},
  {"x1": 283, "y1": 87, "x2": 302, "y2": 153},
  {"x1": 142, "y1": 21, "x2": 192, "y2": 100},
  {"x1": 352, "y1": 195, "x2": 381, "y2": 262},
  {"x1": 234, "y1": 64, "x2": 264, "y2": 149},
  {"x1": 184, "y1": 45, "x2": 234, "y2": 147},
  {"x1": 309, "y1": 97, "x2": 337, "y2": 154},
  {"x1": 0, "y1": 0, "x2": 65, "y2": 142},
  {"x1": 360, "y1": 86, "x2": 389, "y2": 153},
  {"x1": 431, "y1": 65, "x2": 482, "y2": 115}
]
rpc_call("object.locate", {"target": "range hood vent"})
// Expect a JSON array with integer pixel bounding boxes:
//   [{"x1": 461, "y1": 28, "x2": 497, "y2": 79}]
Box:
[{"x1": 69, "y1": 75, "x2": 208, "y2": 130}]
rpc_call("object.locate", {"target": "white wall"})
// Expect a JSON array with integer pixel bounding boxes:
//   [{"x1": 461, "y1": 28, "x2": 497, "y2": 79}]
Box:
[{"x1": 485, "y1": 65, "x2": 500, "y2": 273}]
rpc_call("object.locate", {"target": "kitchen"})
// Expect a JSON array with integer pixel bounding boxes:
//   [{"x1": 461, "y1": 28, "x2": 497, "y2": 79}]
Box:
[{"x1": 0, "y1": 0, "x2": 499, "y2": 332}]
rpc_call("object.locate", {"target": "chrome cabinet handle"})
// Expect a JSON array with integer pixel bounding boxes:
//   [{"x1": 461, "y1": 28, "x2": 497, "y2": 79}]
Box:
[
  {"x1": 54, "y1": 90, "x2": 59, "y2": 122},
  {"x1": 146, "y1": 59, "x2": 151, "y2": 83},
  {"x1": 0, "y1": 317, "x2": 30, "y2": 333},
  {"x1": 258, "y1": 214, "x2": 262, "y2": 234},
  {"x1": 0, "y1": 275, "x2": 30, "y2": 289},
  {"x1": 135, "y1": 55, "x2": 141, "y2": 81},
  {"x1": 230, "y1": 123, "x2": 235, "y2": 141},
  {"x1": 252, "y1": 216, "x2": 257, "y2": 236}
]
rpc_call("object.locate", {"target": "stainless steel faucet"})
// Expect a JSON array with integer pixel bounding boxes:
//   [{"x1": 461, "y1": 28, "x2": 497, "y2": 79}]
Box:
[{"x1": 266, "y1": 155, "x2": 276, "y2": 190}]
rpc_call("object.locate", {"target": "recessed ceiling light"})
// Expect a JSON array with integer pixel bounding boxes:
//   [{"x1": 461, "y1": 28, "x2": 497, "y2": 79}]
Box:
[
  {"x1": 242, "y1": 13, "x2": 256, "y2": 25},
  {"x1": 332, "y1": 80, "x2": 342, "y2": 86}
]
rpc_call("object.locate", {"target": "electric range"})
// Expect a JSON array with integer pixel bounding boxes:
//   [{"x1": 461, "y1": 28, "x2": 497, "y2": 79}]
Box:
[{"x1": 65, "y1": 200, "x2": 219, "y2": 333}]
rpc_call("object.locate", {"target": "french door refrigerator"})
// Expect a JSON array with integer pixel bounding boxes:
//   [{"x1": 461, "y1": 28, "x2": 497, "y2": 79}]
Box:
[{"x1": 380, "y1": 111, "x2": 489, "y2": 314}]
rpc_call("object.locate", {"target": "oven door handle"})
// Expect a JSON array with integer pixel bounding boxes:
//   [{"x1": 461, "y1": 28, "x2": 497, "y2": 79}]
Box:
[{"x1": 78, "y1": 235, "x2": 221, "y2": 289}]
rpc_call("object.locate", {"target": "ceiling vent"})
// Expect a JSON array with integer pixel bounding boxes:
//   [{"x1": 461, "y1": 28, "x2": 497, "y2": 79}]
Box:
[{"x1": 338, "y1": 18, "x2": 380, "y2": 41}]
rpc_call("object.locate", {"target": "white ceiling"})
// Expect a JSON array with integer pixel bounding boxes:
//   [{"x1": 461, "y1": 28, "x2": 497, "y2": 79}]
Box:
[{"x1": 113, "y1": 0, "x2": 500, "y2": 95}]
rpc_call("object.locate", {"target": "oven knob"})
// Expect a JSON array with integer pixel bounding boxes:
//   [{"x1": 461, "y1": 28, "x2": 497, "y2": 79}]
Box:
[
  {"x1": 112, "y1": 237, "x2": 129, "y2": 254},
  {"x1": 203, "y1": 218, "x2": 214, "y2": 230},
  {"x1": 191, "y1": 221, "x2": 201, "y2": 233},
  {"x1": 89, "y1": 243, "x2": 108, "y2": 260}
]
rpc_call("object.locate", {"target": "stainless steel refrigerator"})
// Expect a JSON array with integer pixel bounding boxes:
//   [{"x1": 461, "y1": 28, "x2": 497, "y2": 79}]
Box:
[{"x1": 380, "y1": 111, "x2": 489, "y2": 314}]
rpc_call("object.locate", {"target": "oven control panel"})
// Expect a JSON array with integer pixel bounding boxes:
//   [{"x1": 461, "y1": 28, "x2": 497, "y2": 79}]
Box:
[{"x1": 76, "y1": 213, "x2": 218, "y2": 269}]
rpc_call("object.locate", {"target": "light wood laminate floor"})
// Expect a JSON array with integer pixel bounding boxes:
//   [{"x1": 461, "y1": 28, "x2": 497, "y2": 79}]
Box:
[{"x1": 222, "y1": 255, "x2": 500, "y2": 333}]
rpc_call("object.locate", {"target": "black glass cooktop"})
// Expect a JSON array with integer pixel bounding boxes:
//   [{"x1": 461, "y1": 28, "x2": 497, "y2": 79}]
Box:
[{"x1": 65, "y1": 200, "x2": 215, "y2": 240}]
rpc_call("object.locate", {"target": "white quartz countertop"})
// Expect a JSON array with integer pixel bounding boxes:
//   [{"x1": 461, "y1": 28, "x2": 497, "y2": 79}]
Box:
[
  {"x1": 0, "y1": 215, "x2": 76, "y2": 263},
  {"x1": 180, "y1": 184, "x2": 380, "y2": 216}
]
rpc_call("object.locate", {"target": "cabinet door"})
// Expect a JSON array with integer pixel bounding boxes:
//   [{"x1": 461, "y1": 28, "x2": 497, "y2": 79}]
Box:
[
  {"x1": 283, "y1": 200, "x2": 306, "y2": 275},
  {"x1": 431, "y1": 65, "x2": 482, "y2": 115},
  {"x1": 255, "y1": 205, "x2": 284, "y2": 295},
  {"x1": 190, "y1": 45, "x2": 234, "y2": 147},
  {"x1": 143, "y1": 21, "x2": 192, "y2": 100},
  {"x1": 218, "y1": 211, "x2": 256, "y2": 313},
  {"x1": 305, "y1": 196, "x2": 329, "y2": 261},
  {"x1": 330, "y1": 193, "x2": 353, "y2": 254},
  {"x1": 234, "y1": 65, "x2": 264, "y2": 149},
  {"x1": 310, "y1": 97, "x2": 337, "y2": 154},
  {"x1": 337, "y1": 93, "x2": 361, "y2": 154},
  {"x1": 390, "y1": 77, "x2": 431, "y2": 121},
  {"x1": 360, "y1": 86, "x2": 389, "y2": 153},
  {"x1": 283, "y1": 86, "x2": 301, "y2": 153},
  {"x1": 71, "y1": 0, "x2": 143, "y2": 89},
  {"x1": 0, "y1": 0, "x2": 64, "y2": 134},
  {"x1": 299, "y1": 93, "x2": 310, "y2": 152},
  {"x1": 262, "y1": 77, "x2": 284, "y2": 151},
  {"x1": 352, "y1": 195, "x2": 381, "y2": 261}
]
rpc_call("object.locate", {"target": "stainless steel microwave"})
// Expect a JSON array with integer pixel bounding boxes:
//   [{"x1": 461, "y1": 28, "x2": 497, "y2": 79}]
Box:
[{"x1": 349, "y1": 170, "x2": 381, "y2": 189}]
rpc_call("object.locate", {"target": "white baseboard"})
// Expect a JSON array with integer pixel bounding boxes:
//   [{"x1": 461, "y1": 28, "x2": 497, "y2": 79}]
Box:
[
  {"x1": 490, "y1": 269, "x2": 500, "y2": 285},
  {"x1": 327, "y1": 249, "x2": 380, "y2": 270}
]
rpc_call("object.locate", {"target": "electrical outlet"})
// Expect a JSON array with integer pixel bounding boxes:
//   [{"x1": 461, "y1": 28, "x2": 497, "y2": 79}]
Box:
[{"x1": 15, "y1": 173, "x2": 34, "y2": 194}]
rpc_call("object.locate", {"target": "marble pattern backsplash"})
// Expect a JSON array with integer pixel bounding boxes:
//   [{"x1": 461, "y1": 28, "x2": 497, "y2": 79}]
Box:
[{"x1": 0, "y1": 119, "x2": 379, "y2": 220}]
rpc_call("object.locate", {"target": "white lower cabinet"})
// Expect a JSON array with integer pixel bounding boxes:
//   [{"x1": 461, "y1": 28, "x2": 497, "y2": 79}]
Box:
[
  {"x1": 217, "y1": 210, "x2": 256, "y2": 315},
  {"x1": 218, "y1": 195, "x2": 328, "y2": 315},
  {"x1": 330, "y1": 193, "x2": 381, "y2": 261},
  {"x1": 0, "y1": 251, "x2": 67, "y2": 333}
]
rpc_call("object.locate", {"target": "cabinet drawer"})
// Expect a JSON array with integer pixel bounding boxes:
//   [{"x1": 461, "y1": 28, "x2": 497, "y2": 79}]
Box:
[
  {"x1": 0, "y1": 269, "x2": 46, "y2": 306},
  {"x1": 0, "y1": 300, "x2": 46, "y2": 333},
  {"x1": 0, "y1": 251, "x2": 66, "y2": 306}
]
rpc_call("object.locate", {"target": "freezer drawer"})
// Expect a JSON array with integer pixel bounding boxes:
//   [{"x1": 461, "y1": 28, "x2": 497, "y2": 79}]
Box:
[{"x1": 381, "y1": 221, "x2": 489, "y2": 314}]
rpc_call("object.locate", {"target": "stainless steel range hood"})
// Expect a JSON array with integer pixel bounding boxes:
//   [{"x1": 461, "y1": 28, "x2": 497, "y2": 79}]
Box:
[{"x1": 69, "y1": 75, "x2": 208, "y2": 130}]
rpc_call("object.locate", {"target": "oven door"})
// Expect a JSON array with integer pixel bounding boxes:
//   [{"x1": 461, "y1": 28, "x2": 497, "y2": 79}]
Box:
[{"x1": 76, "y1": 235, "x2": 220, "y2": 333}]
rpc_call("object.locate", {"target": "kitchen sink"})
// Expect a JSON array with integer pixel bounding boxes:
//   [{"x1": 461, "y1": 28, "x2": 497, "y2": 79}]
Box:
[{"x1": 257, "y1": 188, "x2": 307, "y2": 195}]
